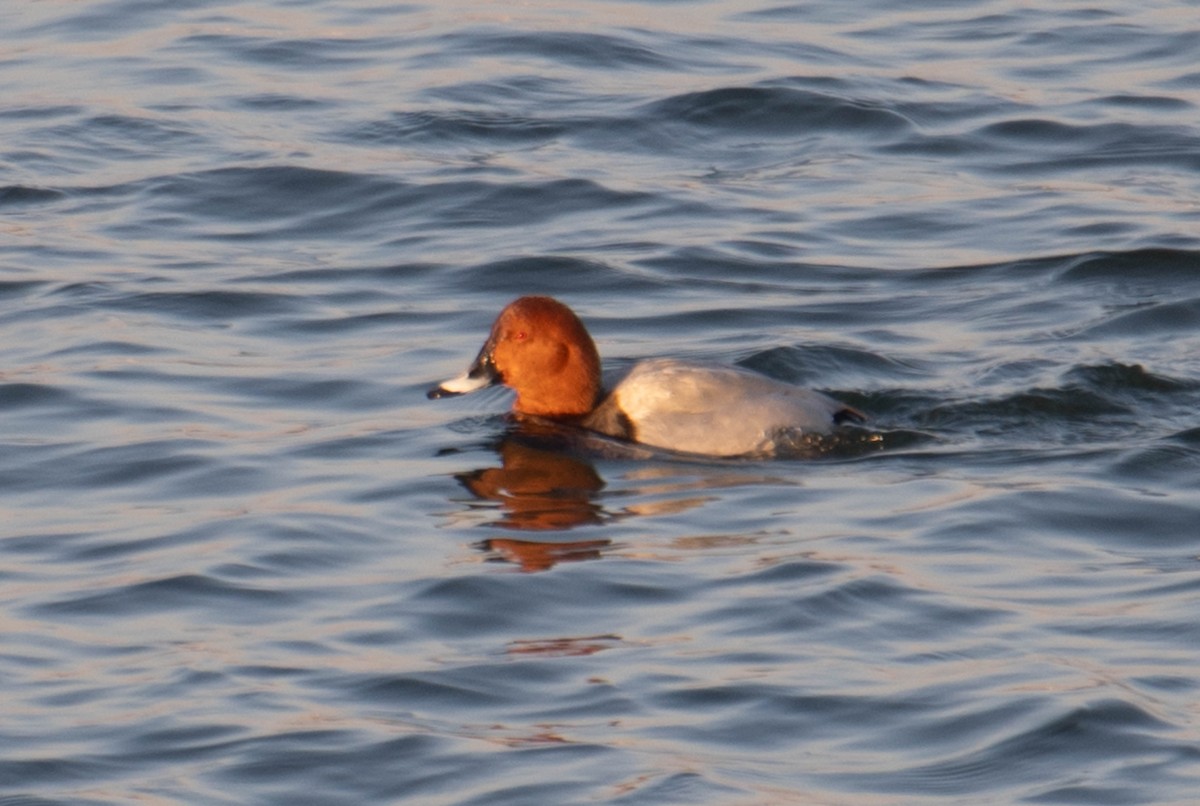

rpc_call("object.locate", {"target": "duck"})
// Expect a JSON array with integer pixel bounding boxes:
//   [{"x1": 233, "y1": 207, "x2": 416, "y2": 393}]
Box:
[{"x1": 427, "y1": 295, "x2": 864, "y2": 457}]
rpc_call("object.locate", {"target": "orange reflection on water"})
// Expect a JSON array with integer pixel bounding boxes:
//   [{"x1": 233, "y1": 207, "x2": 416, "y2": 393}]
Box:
[
  {"x1": 457, "y1": 438, "x2": 608, "y2": 531},
  {"x1": 506, "y1": 634, "x2": 623, "y2": 657},
  {"x1": 481, "y1": 536, "x2": 612, "y2": 572}
]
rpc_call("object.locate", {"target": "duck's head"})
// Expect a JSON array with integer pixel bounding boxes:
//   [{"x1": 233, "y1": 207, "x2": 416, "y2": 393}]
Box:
[{"x1": 428, "y1": 296, "x2": 602, "y2": 418}]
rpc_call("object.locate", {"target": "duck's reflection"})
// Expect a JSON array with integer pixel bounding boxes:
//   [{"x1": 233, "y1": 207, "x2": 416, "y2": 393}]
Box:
[
  {"x1": 479, "y1": 536, "x2": 612, "y2": 572},
  {"x1": 456, "y1": 433, "x2": 616, "y2": 570},
  {"x1": 450, "y1": 421, "x2": 883, "y2": 571},
  {"x1": 457, "y1": 437, "x2": 607, "y2": 531}
]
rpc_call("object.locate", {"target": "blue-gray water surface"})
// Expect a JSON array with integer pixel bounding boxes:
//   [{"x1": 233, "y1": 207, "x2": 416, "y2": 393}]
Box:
[{"x1": 3, "y1": 1, "x2": 1200, "y2": 804}]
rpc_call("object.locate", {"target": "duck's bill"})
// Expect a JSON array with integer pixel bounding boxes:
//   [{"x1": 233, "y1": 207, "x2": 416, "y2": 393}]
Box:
[
  {"x1": 427, "y1": 348, "x2": 500, "y2": 400},
  {"x1": 427, "y1": 370, "x2": 492, "y2": 399}
]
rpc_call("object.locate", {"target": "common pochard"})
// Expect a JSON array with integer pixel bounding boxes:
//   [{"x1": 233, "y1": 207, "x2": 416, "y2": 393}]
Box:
[{"x1": 428, "y1": 295, "x2": 864, "y2": 457}]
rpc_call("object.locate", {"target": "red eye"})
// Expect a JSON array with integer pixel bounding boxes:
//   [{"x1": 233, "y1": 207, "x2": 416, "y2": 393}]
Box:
[{"x1": 513, "y1": 331, "x2": 527, "y2": 341}]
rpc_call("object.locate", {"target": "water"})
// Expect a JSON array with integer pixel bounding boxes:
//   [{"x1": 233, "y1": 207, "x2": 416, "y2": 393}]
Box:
[{"x1": 3, "y1": 1, "x2": 1200, "y2": 803}]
